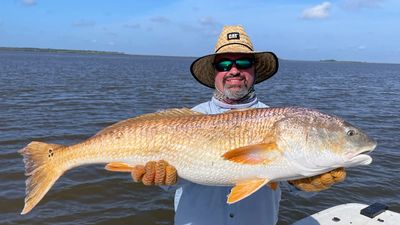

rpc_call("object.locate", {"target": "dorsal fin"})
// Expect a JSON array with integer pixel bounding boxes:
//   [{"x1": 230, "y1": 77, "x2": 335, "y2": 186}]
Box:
[
  {"x1": 93, "y1": 108, "x2": 203, "y2": 137},
  {"x1": 226, "y1": 108, "x2": 252, "y2": 112},
  {"x1": 135, "y1": 108, "x2": 203, "y2": 120},
  {"x1": 222, "y1": 108, "x2": 257, "y2": 114}
]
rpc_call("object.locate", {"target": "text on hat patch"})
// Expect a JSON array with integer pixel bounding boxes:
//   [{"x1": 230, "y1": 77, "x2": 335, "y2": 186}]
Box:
[{"x1": 227, "y1": 32, "x2": 240, "y2": 40}]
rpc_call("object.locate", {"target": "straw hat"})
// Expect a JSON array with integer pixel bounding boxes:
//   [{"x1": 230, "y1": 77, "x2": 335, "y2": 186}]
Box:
[{"x1": 190, "y1": 25, "x2": 279, "y2": 88}]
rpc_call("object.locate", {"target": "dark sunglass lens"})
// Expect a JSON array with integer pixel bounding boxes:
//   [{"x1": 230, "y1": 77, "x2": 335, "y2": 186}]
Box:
[
  {"x1": 235, "y1": 59, "x2": 253, "y2": 69},
  {"x1": 215, "y1": 60, "x2": 233, "y2": 71}
]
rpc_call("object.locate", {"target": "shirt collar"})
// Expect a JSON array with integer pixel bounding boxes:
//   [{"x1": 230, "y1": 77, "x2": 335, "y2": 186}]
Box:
[{"x1": 211, "y1": 96, "x2": 259, "y2": 109}]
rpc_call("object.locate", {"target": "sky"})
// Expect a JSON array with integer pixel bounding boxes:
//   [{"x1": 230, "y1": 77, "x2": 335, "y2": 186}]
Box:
[{"x1": 1, "y1": 0, "x2": 399, "y2": 63}]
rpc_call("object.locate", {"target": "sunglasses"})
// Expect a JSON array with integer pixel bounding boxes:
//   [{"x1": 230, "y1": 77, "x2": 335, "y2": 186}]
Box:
[{"x1": 213, "y1": 58, "x2": 254, "y2": 72}]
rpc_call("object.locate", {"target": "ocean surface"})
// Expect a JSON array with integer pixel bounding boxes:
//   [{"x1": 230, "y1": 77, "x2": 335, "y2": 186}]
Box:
[{"x1": 0, "y1": 51, "x2": 399, "y2": 225}]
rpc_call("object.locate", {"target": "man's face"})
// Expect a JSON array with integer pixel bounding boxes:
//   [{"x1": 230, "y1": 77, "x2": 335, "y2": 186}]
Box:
[{"x1": 214, "y1": 53, "x2": 255, "y2": 100}]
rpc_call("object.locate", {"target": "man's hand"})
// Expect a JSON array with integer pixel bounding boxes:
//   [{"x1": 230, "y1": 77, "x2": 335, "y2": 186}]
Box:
[
  {"x1": 288, "y1": 168, "x2": 346, "y2": 192},
  {"x1": 131, "y1": 160, "x2": 177, "y2": 185}
]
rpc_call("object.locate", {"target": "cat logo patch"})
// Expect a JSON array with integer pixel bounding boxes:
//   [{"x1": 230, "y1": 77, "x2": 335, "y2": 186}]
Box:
[{"x1": 227, "y1": 32, "x2": 240, "y2": 40}]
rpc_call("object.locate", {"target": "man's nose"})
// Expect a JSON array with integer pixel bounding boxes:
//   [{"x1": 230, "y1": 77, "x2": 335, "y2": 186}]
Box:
[{"x1": 228, "y1": 65, "x2": 240, "y2": 75}]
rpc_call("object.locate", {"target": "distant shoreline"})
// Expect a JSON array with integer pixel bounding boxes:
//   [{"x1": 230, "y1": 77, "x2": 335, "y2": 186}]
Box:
[
  {"x1": 319, "y1": 59, "x2": 367, "y2": 63},
  {"x1": 0, "y1": 47, "x2": 126, "y2": 55},
  {"x1": 1, "y1": 47, "x2": 398, "y2": 64}
]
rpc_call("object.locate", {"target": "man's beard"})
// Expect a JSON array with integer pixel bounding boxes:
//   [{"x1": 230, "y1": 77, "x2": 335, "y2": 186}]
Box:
[
  {"x1": 222, "y1": 76, "x2": 250, "y2": 100},
  {"x1": 223, "y1": 84, "x2": 251, "y2": 100}
]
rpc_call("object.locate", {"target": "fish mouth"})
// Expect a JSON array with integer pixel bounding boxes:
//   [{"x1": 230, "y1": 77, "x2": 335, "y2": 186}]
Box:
[
  {"x1": 347, "y1": 154, "x2": 372, "y2": 167},
  {"x1": 353, "y1": 139, "x2": 377, "y2": 156},
  {"x1": 345, "y1": 141, "x2": 377, "y2": 167}
]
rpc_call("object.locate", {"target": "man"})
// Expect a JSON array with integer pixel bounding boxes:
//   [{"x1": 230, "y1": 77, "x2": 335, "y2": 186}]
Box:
[{"x1": 131, "y1": 25, "x2": 346, "y2": 225}]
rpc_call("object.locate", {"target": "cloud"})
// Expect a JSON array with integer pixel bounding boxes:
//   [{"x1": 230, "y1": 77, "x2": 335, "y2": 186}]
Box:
[
  {"x1": 72, "y1": 20, "x2": 96, "y2": 27},
  {"x1": 340, "y1": 0, "x2": 384, "y2": 10},
  {"x1": 357, "y1": 45, "x2": 367, "y2": 50},
  {"x1": 106, "y1": 32, "x2": 118, "y2": 37},
  {"x1": 305, "y1": 46, "x2": 319, "y2": 51},
  {"x1": 301, "y1": 2, "x2": 332, "y2": 19},
  {"x1": 192, "y1": 6, "x2": 200, "y2": 12},
  {"x1": 177, "y1": 16, "x2": 220, "y2": 34},
  {"x1": 199, "y1": 16, "x2": 218, "y2": 27},
  {"x1": 21, "y1": 0, "x2": 37, "y2": 6},
  {"x1": 149, "y1": 16, "x2": 170, "y2": 24},
  {"x1": 124, "y1": 23, "x2": 141, "y2": 29},
  {"x1": 179, "y1": 24, "x2": 201, "y2": 33}
]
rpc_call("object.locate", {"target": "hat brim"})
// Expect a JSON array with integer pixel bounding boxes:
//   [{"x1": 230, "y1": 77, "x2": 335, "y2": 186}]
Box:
[{"x1": 190, "y1": 51, "x2": 279, "y2": 88}]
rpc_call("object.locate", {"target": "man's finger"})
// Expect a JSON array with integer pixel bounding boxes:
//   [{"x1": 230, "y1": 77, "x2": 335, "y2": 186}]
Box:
[
  {"x1": 131, "y1": 165, "x2": 145, "y2": 182},
  {"x1": 142, "y1": 161, "x2": 156, "y2": 185},
  {"x1": 320, "y1": 172, "x2": 334, "y2": 185},
  {"x1": 165, "y1": 164, "x2": 177, "y2": 185},
  {"x1": 295, "y1": 183, "x2": 315, "y2": 192},
  {"x1": 331, "y1": 168, "x2": 346, "y2": 182},
  {"x1": 154, "y1": 160, "x2": 167, "y2": 185},
  {"x1": 310, "y1": 177, "x2": 325, "y2": 190}
]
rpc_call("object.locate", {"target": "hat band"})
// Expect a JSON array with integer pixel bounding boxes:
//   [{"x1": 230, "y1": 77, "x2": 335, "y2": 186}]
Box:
[{"x1": 215, "y1": 42, "x2": 254, "y2": 53}]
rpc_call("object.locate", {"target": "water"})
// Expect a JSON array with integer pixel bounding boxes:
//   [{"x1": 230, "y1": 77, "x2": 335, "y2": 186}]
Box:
[{"x1": 0, "y1": 51, "x2": 399, "y2": 224}]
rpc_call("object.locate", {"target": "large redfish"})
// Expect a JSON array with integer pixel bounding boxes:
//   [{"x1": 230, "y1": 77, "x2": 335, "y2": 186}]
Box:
[{"x1": 20, "y1": 107, "x2": 377, "y2": 214}]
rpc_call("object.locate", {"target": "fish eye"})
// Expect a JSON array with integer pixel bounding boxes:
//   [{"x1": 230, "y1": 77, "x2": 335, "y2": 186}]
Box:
[{"x1": 346, "y1": 129, "x2": 356, "y2": 136}]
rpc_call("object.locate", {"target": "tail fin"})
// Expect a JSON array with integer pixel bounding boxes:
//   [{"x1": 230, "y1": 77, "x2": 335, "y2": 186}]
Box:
[{"x1": 19, "y1": 141, "x2": 66, "y2": 214}]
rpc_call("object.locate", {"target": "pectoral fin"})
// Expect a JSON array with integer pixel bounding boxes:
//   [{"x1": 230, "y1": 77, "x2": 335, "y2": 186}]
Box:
[
  {"x1": 105, "y1": 162, "x2": 134, "y2": 172},
  {"x1": 227, "y1": 178, "x2": 269, "y2": 204},
  {"x1": 222, "y1": 143, "x2": 281, "y2": 165}
]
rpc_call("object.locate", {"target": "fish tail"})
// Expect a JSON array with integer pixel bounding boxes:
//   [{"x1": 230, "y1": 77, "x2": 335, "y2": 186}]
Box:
[{"x1": 19, "y1": 141, "x2": 67, "y2": 215}]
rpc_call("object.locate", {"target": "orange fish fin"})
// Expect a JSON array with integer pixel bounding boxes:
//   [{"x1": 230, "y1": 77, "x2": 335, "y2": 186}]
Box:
[
  {"x1": 268, "y1": 182, "x2": 279, "y2": 190},
  {"x1": 105, "y1": 162, "x2": 134, "y2": 172},
  {"x1": 135, "y1": 108, "x2": 203, "y2": 120},
  {"x1": 225, "y1": 108, "x2": 253, "y2": 113},
  {"x1": 19, "y1": 141, "x2": 67, "y2": 214},
  {"x1": 94, "y1": 108, "x2": 202, "y2": 137},
  {"x1": 227, "y1": 178, "x2": 269, "y2": 204},
  {"x1": 222, "y1": 143, "x2": 281, "y2": 164}
]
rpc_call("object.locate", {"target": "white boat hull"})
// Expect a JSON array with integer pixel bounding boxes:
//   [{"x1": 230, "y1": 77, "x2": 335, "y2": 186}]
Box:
[{"x1": 293, "y1": 203, "x2": 400, "y2": 225}]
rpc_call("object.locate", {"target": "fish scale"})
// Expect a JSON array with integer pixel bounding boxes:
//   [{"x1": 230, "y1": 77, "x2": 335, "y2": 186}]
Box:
[{"x1": 19, "y1": 107, "x2": 376, "y2": 214}]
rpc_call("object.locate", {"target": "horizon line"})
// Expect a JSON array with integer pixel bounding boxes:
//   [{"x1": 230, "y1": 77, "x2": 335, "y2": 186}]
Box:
[{"x1": 1, "y1": 46, "x2": 398, "y2": 65}]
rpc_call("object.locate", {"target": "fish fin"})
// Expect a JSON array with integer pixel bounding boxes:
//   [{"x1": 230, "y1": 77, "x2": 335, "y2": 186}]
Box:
[
  {"x1": 227, "y1": 178, "x2": 269, "y2": 204},
  {"x1": 94, "y1": 108, "x2": 202, "y2": 137},
  {"x1": 224, "y1": 108, "x2": 254, "y2": 113},
  {"x1": 19, "y1": 141, "x2": 67, "y2": 214},
  {"x1": 135, "y1": 108, "x2": 203, "y2": 120},
  {"x1": 268, "y1": 182, "x2": 279, "y2": 190},
  {"x1": 222, "y1": 143, "x2": 281, "y2": 165},
  {"x1": 105, "y1": 162, "x2": 134, "y2": 172}
]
